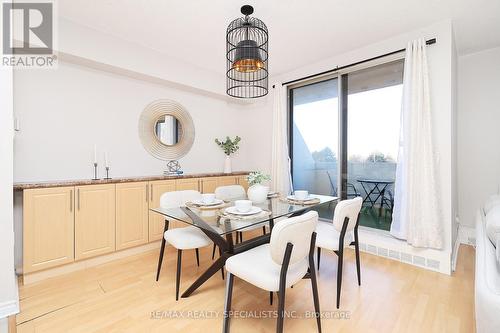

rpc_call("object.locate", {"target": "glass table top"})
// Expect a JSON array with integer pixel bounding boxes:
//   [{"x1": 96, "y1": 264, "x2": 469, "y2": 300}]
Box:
[{"x1": 151, "y1": 194, "x2": 338, "y2": 235}]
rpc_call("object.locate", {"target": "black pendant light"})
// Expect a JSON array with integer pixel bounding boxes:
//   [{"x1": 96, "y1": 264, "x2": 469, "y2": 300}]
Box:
[{"x1": 226, "y1": 5, "x2": 268, "y2": 98}]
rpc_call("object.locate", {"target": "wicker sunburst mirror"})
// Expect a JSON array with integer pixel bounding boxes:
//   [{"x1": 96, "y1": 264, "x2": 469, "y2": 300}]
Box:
[{"x1": 139, "y1": 99, "x2": 195, "y2": 160}]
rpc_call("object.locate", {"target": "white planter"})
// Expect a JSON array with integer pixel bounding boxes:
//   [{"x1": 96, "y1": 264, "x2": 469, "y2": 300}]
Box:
[
  {"x1": 224, "y1": 156, "x2": 232, "y2": 173},
  {"x1": 247, "y1": 184, "x2": 269, "y2": 203}
]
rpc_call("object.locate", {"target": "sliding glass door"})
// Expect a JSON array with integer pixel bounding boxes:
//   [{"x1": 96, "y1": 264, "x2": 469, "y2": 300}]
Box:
[
  {"x1": 347, "y1": 60, "x2": 403, "y2": 230},
  {"x1": 290, "y1": 78, "x2": 338, "y2": 219},
  {"x1": 289, "y1": 60, "x2": 404, "y2": 229}
]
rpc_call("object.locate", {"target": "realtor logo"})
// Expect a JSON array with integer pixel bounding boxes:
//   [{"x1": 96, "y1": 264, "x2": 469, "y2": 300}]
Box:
[{"x1": 2, "y1": 1, "x2": 57, "y2": 68}]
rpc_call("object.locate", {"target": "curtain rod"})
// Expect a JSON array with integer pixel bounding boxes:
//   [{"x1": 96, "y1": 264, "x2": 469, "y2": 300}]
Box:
[{"x1": 272, "y1": 38, "x2": 436, "y2": 88}]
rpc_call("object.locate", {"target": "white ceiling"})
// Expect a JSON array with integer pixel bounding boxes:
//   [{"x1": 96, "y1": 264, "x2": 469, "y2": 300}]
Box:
[{"x1": 59, "y1": 0, "x2": 500, "y2": 76}]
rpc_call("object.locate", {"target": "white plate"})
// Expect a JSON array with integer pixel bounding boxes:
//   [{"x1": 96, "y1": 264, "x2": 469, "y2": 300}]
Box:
[
  {"x1": 192, "y1": 199, "x2": 225, "y2": 206},
  {"x1": 287, "y1": 195, "x2": 314, "y2": 201},
  {"x1": 225, "y1": 206, "x2": 263, "y2": 216}
]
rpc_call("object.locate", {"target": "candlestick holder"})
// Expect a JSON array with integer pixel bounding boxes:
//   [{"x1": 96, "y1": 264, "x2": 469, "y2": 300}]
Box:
[
  {"x1": 92, "y1": 163, "x2": 99, "y2": 180},
  {"x1": 104, "y1": 166, "x2": 111, "y2": 180}
]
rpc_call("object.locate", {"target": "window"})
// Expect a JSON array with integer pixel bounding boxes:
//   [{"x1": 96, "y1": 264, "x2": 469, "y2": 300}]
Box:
[{"x1": 289, "y1": 60, "x2": 404, "y2": 229}]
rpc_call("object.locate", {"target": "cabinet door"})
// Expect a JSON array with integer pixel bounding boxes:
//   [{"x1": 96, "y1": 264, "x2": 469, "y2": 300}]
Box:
[
  {"x1": 116, "y1": 182, "x2": 148, "y2": 250},
  {"x1": 217, "y1": 176, "x2": 238, "y2": 187},
  {"x1": 75, "y1": 184, "x2": 116, "y2": 260},
  {"x1": 200, "y1": 177, "x2": 218, "y2": 193},
  {"x1": 148, "y1": 180, "x2": 176, "y2": 241},
  {"x1": 237, "y1": 175, "x2": 249, "y2": 191},
  {"x1": 175, "y1": 178, "x2": 200, "y2": 191},
  {"x1": 23, "y1": 187, "x2": 75, "y2": 273}
]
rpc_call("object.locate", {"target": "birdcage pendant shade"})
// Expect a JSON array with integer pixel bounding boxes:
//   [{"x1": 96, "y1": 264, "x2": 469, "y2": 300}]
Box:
[{"x1": 226, "y1": 6, "x2": 268, "y2": 98}]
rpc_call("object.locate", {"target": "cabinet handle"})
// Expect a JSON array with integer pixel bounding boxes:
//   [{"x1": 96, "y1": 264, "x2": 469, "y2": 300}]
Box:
[
  {"x1": 70, "y1": 190, "x2": 73, "y2": 212},
  {"x1": 77, "y1": 188, "x2": 80, "y2": 210},
  {"x1": 151, "y1": 185, "x2": 153, "y2": 199},
  {"x1": 146, "y1": 184, "x2": 149, "y2": 202}
]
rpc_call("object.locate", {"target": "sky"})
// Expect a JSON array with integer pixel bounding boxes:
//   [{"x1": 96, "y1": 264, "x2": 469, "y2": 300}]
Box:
[{"x1": 293, "y1": 84, "x2": 402, "y2": 161}]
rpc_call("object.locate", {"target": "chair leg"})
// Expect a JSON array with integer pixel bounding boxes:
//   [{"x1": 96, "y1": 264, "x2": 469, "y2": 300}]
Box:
[
  {"x1": 222, "y1": 273, "x2": 234, "y2": 333},
  {"x1": 175, "y1": 249, "x2": 182, "y2": 301},
  {"x1": 336, "y1": 251, "x2": 343, "y2": 309},
  {"x1": 269, "y1": 291, "x2": 273, "y2": 305},
  {"x1": 239, "y1": 232, "x2": 243, "y2": 243},
  {"x1": 262, "y1": 226, "x2": 266, "y2": 235},
  {"x1": 195, "y1": 248, "x2": 200, "y2": 267},
  {"x1": 156, "y1": 237, "x2": 166, "y2": 281},
  {"x1": 354, "y1": 230, "x2": 361, "y2": 286},
  {"x1": 310, "y1": 260, "x2": 322, "y2": 333},
  {"x1": 317, "y1": 247, "x2": 321, "y2": 270},
  {"x1": 277, "y1": 288, "x2": 286, "y2": 333},
  {"x1": 212, "y1": 244, "x2": 216, "y2": 260}
]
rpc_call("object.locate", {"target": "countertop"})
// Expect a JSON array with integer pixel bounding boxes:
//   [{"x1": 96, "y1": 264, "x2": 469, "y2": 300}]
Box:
[{"x1": 13, "y1": 171, "x2": 251, "y2": 190}]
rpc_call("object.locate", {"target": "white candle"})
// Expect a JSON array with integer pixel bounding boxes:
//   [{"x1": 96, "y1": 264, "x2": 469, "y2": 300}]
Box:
[
  {"x1": 93, "y1": 145, "x2": 97, "y2": 164},
  {"x1": 104, "y1": 152, "x2": 108, "y2": 168}
]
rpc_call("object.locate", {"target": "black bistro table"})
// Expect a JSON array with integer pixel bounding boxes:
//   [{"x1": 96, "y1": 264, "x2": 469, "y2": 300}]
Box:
[
  {"x1": 357, "y1": 179, "x2": 394, "y2": 216},
  {"x1": 151, "y1": 194, "x2": 337, "y2": 298}
]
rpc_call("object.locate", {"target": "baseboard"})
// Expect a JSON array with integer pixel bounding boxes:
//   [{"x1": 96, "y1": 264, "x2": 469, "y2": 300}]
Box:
[
  {"x1": 22, "y1": 241, "x2": 161, "y2": 285},
  {"x1": 0, "y1": 300, "x2": 19, "y2": 319},
  {"x1": 451, "y1": 224, "x2": 475, "y2": 271}
]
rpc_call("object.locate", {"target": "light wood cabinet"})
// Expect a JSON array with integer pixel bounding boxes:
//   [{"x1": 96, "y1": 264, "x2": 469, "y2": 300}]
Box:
[
  {"x1": 75, "y1": 184, "x2": 116, "y2": 260},
  {"x1": 23, "y1": 187, "x2": 75, "y2": 273},
  {"x1": 200, "y1": 177, "x2": 218, "y2": 193},
  {"x1": 116, "y1": 182, "x2": 149, "y2": 250},
  {"x1": 175, "y1": 178, "x2": 200, "y2": 191},
  {"x1": 148, "y1": 180, "x2": 176, "y2": 241},
  {"x1": 21, "y1": 173, "x2": 249, "y2": 274},
  {"x1": 217, "y1": 176, "x2": 238, "y2": 187},
  {"x1": 237, "y1": 175, "x2": 249, "y2": 191}
]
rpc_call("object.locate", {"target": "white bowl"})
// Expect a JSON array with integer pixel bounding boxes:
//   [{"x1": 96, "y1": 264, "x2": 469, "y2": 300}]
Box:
[
  {"x1": 202, "y1": 193, "x2": 216, "y2": 204},
  {"x1": 234, "y1": 199, "x2": 252, "y2": 213},
  {"x1": 294, "y1": 190, "x2": 309, "y2": 200}
]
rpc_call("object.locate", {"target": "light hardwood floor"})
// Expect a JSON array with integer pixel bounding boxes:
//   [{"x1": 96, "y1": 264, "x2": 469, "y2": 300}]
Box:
[{"x1": 16, "y1": 243, "x2": 475, "y2": 333}]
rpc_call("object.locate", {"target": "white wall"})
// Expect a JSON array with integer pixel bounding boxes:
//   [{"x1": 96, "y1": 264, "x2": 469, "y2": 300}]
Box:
[
  {"x1": 250, "y1": 20, "x2": 456, "y2": 273},
  {"x1": 458, "y1": 46, "x2": 500, "y2": 228},
  {"x1": 0, "y1": 57, "x2": 19, "y2": 318},
  {"x1": 13, "y1": 61, "x2": 253, "y2": 182}
]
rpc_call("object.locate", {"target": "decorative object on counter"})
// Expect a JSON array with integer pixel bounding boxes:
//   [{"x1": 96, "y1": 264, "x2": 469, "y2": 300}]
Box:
[
  {"x1": 103, "y1": 152, "x2": 111, "y2": 179},
  {"x1": 163, "y1": 160, "x2": 184, "y2": 176},
  {"x1": 246, "y1": 171, "x2": 270, "y2": 203},
  {"x1": 104, "y1": 166, "x2": 111, "y2": 180},
  {"x1": 215, "y1": 136, "x2": 241, "y2": 173},
  {"x1": 92, "y1": 162, "x2": 99, "y2": 180},
  {"x1": 139, "y1": 99, "x2": 195, "y2": 160}
]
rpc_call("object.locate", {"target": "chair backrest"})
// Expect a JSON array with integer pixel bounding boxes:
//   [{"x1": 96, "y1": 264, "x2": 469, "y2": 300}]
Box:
[
  {"x1": 214, "y1": 185, "x2": 246, "y2": 201},
  {"x1": 160, "y1": 190, "x2": 201, "y2": 209},
  {"x1": 332, "y1": 197, "x2": 362, "y2": 232},
  {"x1": 269, "y1": 211, "x2": 318, "y2": 266}
]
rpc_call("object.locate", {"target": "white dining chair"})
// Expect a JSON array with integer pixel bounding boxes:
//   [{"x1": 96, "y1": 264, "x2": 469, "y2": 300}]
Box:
[
  {"x1": 155, "y1": 190, "x2": 218, "y2": 300},
  {"x1": 223, "y1": 211, "x2": 321, "y2": 333},
  {"x1": 212, "y1": 185, "x2": 267, "y2": 259},
  {"x1": 315, "y1": 196, "x2": 362, "y2": 308}
]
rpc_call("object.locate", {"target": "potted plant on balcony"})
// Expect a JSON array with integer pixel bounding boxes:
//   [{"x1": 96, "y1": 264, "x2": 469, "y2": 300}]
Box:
[
  {"x1": 215, "y1": 136, "x2": 241, "y2": 173},
  {"x1": 247, "y1": 171, "x2": 271, "y2": 203}
]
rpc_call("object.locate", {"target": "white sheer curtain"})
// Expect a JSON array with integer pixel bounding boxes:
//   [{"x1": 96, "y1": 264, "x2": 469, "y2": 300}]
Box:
[
  {"x1": 390, "y1": 38, "x2": 443, "y2": 249},
  {"x1": 271, "y1": 83, "x2": 292, "y2": 195}
]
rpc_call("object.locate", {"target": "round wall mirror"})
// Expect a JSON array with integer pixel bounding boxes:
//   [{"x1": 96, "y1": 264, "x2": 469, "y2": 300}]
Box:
[
  {"x1": 154, "y1": 115, "x2": 183, "y2": 146},
  {"x1": 139, "y1": 99, "x2": 195, "y2": 160}
]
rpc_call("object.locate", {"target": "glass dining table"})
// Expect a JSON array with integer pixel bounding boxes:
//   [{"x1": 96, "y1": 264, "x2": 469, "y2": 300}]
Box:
[{"x1": 151, "y1": 194, "x2": 338, "y2": 298}]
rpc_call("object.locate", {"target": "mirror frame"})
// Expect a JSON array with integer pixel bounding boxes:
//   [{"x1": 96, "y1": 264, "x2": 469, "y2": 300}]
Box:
[{"x1": 138, "y1": 99, "x2": 195, "y2": 160}]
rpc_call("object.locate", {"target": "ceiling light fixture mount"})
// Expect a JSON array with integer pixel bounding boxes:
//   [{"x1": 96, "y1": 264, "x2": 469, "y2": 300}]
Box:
[{"x1": 226, "y1": 5, "x2": 268, "y2": 98}]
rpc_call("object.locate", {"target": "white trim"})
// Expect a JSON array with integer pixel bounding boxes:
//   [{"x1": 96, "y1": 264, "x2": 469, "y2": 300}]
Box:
[{"x1": 0, "y1": 300, "x2": 19, "y2": 319}]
